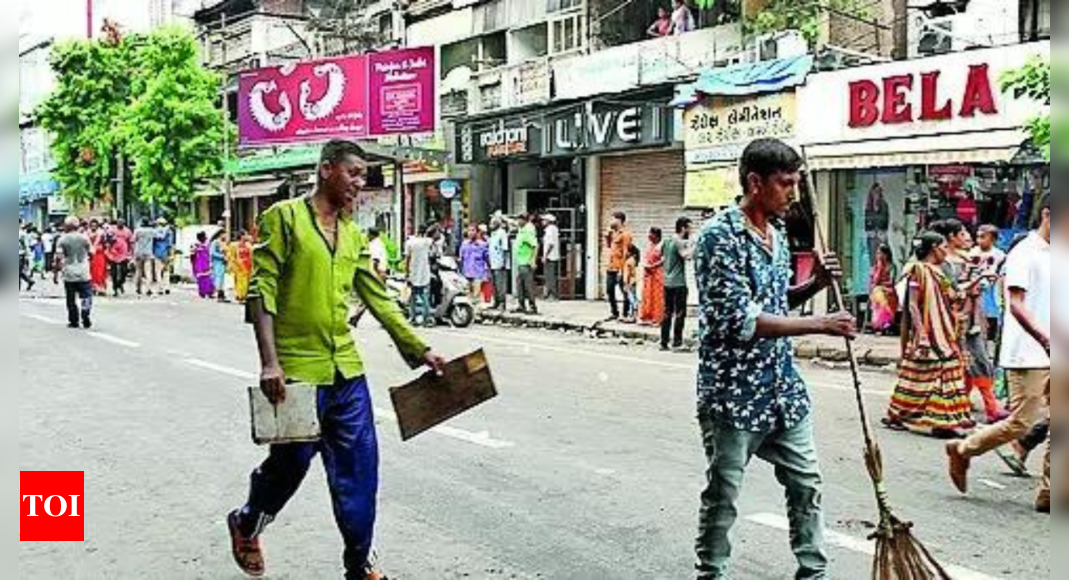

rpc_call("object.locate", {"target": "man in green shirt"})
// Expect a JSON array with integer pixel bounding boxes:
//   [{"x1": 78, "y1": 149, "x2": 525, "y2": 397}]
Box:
[
  {"x1": 512, "y1": 213, "x2": 539, "y2": 315},
  {"x1": 227, "y1": 140, "x2": 446, "y2": 580}
]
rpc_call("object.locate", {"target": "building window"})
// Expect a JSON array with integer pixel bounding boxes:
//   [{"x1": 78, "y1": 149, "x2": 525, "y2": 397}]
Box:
[
  {"x1": 547, "y1": 0, "x2": 582, "y2": 13},
  {"x1": 549, "y1": 12, "x2": 585, "y2": 54}
]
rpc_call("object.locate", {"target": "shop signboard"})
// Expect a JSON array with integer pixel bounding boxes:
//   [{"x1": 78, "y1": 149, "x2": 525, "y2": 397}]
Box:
[
  {"x1": 683, "y1": 92, "x2": 797, "y2": 209},
  {"x1": 797, "y1": 41, "x2": 1050, "y2": 155},
  {"x1": 544, "y1": 101, "x2": 672, "y2": 157},
  {"x1": 455, "y1": 114, "x2": 543, "y2": 164},
  {"x1": 238, "y1": 47, "x2": 437, "y2": 148},
  {"x1": 553, "y1": 46, "x2": 640, "y2": 101},
  {"x1": 684, "y1": 92, "x2": 798, "y2": 167}
]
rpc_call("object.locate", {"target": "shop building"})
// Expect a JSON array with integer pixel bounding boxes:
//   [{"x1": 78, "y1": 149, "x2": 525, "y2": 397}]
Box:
[{"x1": 798, "y1": 41, "x2": 1051, "y2": 302}]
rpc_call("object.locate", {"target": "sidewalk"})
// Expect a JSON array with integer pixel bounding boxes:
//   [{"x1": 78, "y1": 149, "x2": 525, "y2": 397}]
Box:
[{"x1": 478, "y1": 299, "x2": 902, "y2": 369}]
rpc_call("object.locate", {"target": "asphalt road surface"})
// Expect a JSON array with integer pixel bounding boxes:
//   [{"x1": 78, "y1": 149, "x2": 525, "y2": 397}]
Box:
[{"x1": 18, "y1": 289, "x2": 1050, "y2": 579}]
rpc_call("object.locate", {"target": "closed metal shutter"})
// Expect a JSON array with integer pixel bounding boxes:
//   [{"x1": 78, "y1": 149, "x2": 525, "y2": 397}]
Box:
[{"x1": 597, "y1": 150, "x2": 704, "y2": 300}]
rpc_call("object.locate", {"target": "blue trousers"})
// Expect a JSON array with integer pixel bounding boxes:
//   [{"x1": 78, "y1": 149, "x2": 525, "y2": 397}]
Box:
[
  {"x1": 238, "y1": 375, "x2": 380, "y2": 576},
  {"x1": 410, "y1": 285, "x2": 432, "y2": 325}
]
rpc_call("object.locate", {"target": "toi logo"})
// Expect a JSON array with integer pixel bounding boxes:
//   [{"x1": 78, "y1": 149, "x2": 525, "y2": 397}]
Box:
[{"x1": 20, "y1": 471, "x2": 84, "y2": 542}]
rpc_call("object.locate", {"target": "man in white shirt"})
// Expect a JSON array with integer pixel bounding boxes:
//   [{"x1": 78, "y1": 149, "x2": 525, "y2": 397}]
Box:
[
  {"x1": 367, "y1": 228, "x2": 389, "y2": 280},
  {"x1": 671, "y1": 0, "x2": 696, "y2": 35},
  {"x1": 542, "y1": 215, "x2": 561, "y2": 301},
  {"x1": 948, "y1": 198, "x2": 1051, "y2": 513}
]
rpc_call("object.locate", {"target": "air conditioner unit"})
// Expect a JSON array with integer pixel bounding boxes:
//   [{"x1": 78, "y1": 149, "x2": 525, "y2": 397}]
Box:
[
  {"x1": 751, "y1": 31, "x2": 808, "y2": 62},
  {"x1": 914, "y1": 14, "x2": 956, "y2": 56}
]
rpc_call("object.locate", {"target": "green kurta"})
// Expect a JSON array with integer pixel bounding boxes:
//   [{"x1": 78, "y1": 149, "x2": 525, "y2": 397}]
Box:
[{"x1": 248, "y1": 197, "x2": 428, "y2": 385}]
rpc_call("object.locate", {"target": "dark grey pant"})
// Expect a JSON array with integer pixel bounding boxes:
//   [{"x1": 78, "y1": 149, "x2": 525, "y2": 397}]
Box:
[
  {"x1": 492, "y1": 269, "x2": 509, "y2": 309},
  {"x1": 544, "y1": 260, "x2": 560, "y2": 300},
  {"x1": 662, "y1": 286, "x2": 689, "y2": 348},
  {"x1": 64, "y1": 281, "x2": 93, "y2": 327},
  {"x1": 516, "y1": 266, "x2": 537, "y2": 312}
]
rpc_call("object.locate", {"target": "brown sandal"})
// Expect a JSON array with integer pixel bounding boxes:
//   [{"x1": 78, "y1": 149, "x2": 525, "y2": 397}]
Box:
[{"x1": 228, "y1": 511, "x2": 266, "y2": 577}]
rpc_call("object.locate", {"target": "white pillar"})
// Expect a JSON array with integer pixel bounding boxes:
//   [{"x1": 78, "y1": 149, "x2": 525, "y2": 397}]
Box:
[{"x1": 584, "y1": 156, "x2": 601, "y2": 300}]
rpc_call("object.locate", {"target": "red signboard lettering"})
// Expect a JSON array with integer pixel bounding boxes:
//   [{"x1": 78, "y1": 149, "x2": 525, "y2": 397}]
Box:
[{"x1": 848, "y1": 63, "x2": 998, "y2": 128}]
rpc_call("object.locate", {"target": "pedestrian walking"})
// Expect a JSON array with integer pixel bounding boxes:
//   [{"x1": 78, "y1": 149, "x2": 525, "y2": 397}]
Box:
[
  {"x1": 30, "y1": 227, "x2": 45, "y2": 279},
  {"x1": 459, "y1": 226, "x2": 489, "y2": 301},
  {"x1": 88, "y1": 219, "x2": 109, "y2": 295},
  {"x1": 542, "y1": 215, "x2": 561, "y2": 301},
  {"x1": 947, "y1": 198, "x2": 1051, "y2": 513},
  {"x1": 41, "y1": 225, "x2": 56, "y2": 280},
  {"x1": 513, "y1": 213, "x2": 539, "y2": 315},
  {"x1": 153, "y1": 218, "x2": 175, "y2": 295},
  {"x1": 192, "y1": 232, "x2": 214, "y2": 299},
  {"x1": 133, "y1": 218, "x2": 158, "y2": 296},
  {"x1": 226, "y1": 140, "x2": 446, "y2": 580},
  {"x1": 106, "y1": 220, "x2": 134, "y2": 296},
  {"x1": 638, "y1": 227, "x2": 665, "y2": 326},
  {"x1": 405, "y1": 225, "x2": 437, "y2": 327},
  {"x1": 884, "y1": 232, "x2": 975, "y2": 438},
  {"x1": 19, "y1": 222, "x2": 35, "y2": 292},
  {"x1": 232, "y1": 232, "x2": 254, "y2": 303},
  {"x1": 972, "y1": 224, "x2": 1006, "y2": 340},
  {"x1": 605, "y1": 212, "x2": 633, "y2": 320},
  {"x1": 661, "y1": 217, "x2": 694, "y2": 351},
  {"x1": 210, "y1": 231, "x2": 230, "y2": 303},
  {"x1": 367, "y1": 228, "x2": 389, "y2": 280},
  {"x1": 934, "y1": 219, "x2": 1007, "y2": 423},
  {"x1": 692, "y1": 139, "x2": 855, "y2": 580},
  {"x1": 54, "y1": 217, "x2": 94, "y2": 329},
  {"x1": 489, "y1": 218, "x2": 510, "y2": 311},
  {"x1": 621, "y1": 244, "x2": 640, "y2": 323}
]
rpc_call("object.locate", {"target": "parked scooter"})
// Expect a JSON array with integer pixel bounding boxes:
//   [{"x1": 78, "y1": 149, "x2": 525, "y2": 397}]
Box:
[{"x1": 350, "y1": 256, "x2": 476, "y2": 329}]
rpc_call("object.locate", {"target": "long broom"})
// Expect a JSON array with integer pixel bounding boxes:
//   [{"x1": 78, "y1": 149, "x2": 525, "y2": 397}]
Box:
[{"x1": 800, "y1": 152, "x2": 953, "y2": 580}]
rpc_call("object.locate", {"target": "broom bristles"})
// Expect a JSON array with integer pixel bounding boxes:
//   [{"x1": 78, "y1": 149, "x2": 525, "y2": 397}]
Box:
[{"x1": 871, "y1": 517, "x2": 953, "y2": 580}]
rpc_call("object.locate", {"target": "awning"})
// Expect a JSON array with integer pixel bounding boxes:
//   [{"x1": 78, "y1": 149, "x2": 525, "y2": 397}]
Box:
[
  {"x1": 231, "y1": 179, "x2": 286, "y2": 200},
  {"x1": 672, "y1": 55, "x2": 814, "y2": 107},
  {"x1": 802, "y1": 130, "x2": 1027, "y2": 170}
]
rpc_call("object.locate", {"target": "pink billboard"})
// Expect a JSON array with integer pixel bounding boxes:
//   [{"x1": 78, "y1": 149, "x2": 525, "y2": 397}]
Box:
[{"x1": 238, "y1": 47, "x2": 437, "y2": 148}]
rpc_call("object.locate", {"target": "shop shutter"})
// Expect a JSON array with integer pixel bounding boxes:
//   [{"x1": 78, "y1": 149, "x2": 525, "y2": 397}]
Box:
[{"x1": 598, "y1": 150, "x2": 705, "y2": 301}]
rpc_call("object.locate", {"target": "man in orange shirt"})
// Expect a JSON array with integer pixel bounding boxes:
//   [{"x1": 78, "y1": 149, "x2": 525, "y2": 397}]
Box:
[{"x1": 605, "y1": 211, "x2": 633, "y2": 320}]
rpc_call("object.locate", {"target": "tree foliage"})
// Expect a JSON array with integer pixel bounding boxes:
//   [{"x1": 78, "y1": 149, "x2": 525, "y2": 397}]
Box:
[
  {"x1": 1000, "y1": 58, "x2": 1051, "y2": 161},
  {"x1": 120, "y1": 28, "x2": 228, "y2": 206},
  {"x1": 693, "y1": 0, "x2": 870, "y2": 46},
  {"x1": 35, "y1": 27, "x2": 228, "y2": 207},
  {"x1": 35, "y1": 38, "x2": 132, "y2": 205}
]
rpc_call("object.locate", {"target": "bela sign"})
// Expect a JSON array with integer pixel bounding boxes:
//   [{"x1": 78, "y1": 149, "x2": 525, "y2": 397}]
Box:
[{"x1": 238, "y1": 47, "x2": 437, "y2": 148}]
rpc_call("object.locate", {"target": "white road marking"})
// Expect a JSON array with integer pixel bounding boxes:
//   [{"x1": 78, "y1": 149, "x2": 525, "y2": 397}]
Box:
[
  {"x1": 21, "y1": 313, "x2": 62, "y2": 325},
  {"x1": 185, "y1": 359, "x2": 256, "y2": 381},
  {"x1": 746, "y1": 513, "x2": 998, "y2": 580},
  {"x1": 979, "y1": 479, "x2": 1007, "y2": 491},
  {"x1": 431, "y1": 329, "x2": 890, "y2": 397},
  {"x1": 86, "y1": 332, "x2": 141, "y2": 349},
  {"x1": 375, "y1": 407, "x2": 514, "y2": 450}
]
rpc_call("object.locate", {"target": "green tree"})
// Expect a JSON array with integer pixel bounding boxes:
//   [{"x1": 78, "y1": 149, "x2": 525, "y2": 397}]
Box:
[
  {"x1": 35, "y1": 27, "x2": 228, "y2": 208},
  {"x1": 120, "y1": 27, "x2": 228, "y2": 207},
  {"x1": 35, "y1": 38, "x2": 132, "y2": 205},
  {"x1": 1001, "y1": 58, "x2": 1051, "y2": 161}
]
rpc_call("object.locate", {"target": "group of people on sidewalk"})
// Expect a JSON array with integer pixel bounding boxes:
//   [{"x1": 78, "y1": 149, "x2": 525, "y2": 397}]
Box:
[
  {"x1": 883, "y1": 198, "x2": 1055, "y2": 513},
  {"x1": 603, "y1": 212, "x2": 696, "y2": 351}
]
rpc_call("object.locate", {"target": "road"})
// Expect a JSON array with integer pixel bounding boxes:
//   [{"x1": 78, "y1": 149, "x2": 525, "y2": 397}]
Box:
[{"x1": 18, "y1": 289, "x2": 1049, "y2": 579}]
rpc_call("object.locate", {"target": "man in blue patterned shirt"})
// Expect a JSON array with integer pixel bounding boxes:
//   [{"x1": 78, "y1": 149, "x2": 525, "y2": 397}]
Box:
[{"x1": 693, "y1": 139, "x2": 856, "y2": 580}]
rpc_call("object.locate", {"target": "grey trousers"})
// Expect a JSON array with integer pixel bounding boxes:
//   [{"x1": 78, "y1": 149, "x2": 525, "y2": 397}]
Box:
[
  {"x1": 492, "y1": 269, "x2": 509, "y2": 308},
  {"x1": 544, "y1": 260, "x2": 560, "y2": 300},
  {"x1": 516, "y1": 266, "x2": 537, "y2": 311},
  {"x1": 696, "y1": 412, "x2": 827, "y2": 580}
]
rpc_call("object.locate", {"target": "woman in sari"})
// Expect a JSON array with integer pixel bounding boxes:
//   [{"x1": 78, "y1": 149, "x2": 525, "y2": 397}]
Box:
[
  {"x1": 934, "y1": 219, "x2": 1007, "y2": 424},
  {"x1": 638, "y1": 227, "x2": 665, "y2": 326},
  {"x1": 88, "y1": 219, "x2": 110, "y2": 295},
  {"x1": 869, "y1": 244, "x2": 898, "y2": 334},
  {"x1": 191, "y1": 232, "x2": 214, "y2": 299},
  {"x1": 232, "y1": 231, "x2": 254, "y2": 303},
  {"x1": 210, "y1": 231, "x2": 230, "y2": 303},
  {"x1": 885, "y1": 231, "x2": 975, "y2": 439}
]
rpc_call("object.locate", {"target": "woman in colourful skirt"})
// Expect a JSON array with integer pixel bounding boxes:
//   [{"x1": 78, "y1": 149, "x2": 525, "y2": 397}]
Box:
[
  {"x1": 885, "y1": 231, "x2": 975, "y2": 438},
  {"x1": 868, "y1": 244, "x2": 898, "y2": 334}
]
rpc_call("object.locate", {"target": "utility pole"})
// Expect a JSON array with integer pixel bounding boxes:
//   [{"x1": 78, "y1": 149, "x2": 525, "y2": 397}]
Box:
[{"x1": 220, "y1": 11, "x2": 233, "y2": 238}]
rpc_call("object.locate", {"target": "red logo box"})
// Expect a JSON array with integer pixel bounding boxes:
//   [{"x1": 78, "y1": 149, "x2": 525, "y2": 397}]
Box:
[{"x1": 20, "y1": 471, "x2": 84, "y2": 542}]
